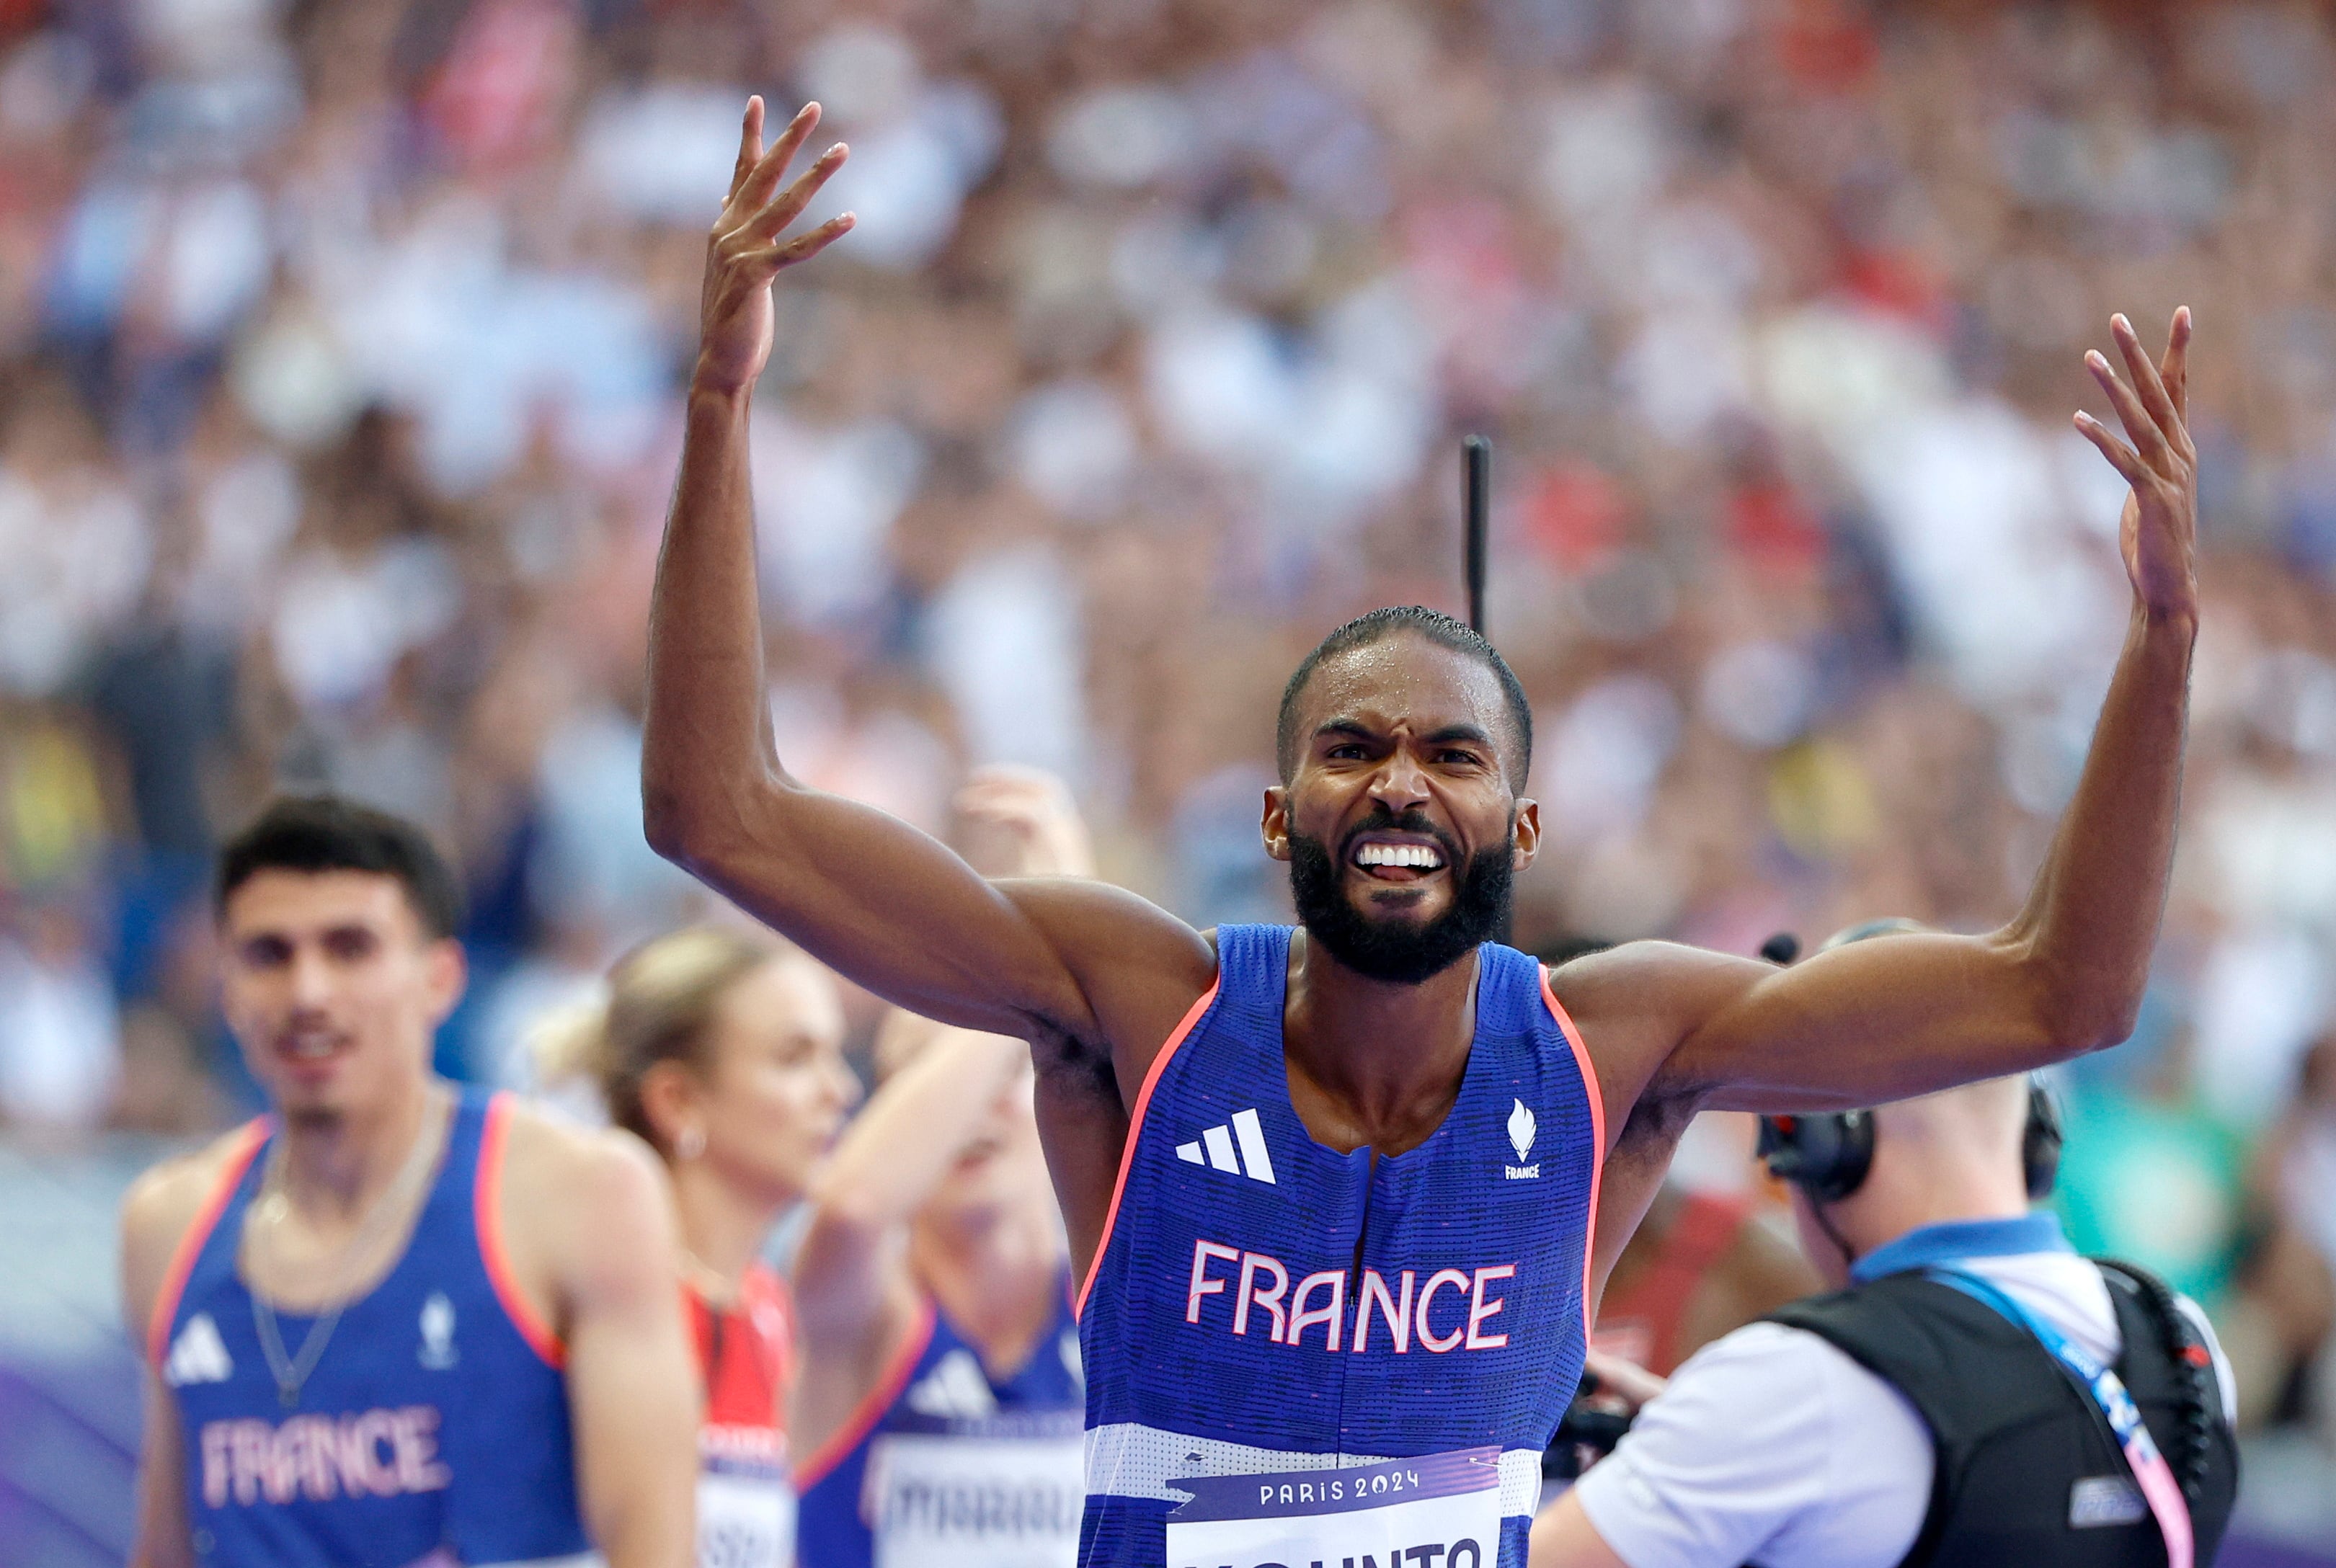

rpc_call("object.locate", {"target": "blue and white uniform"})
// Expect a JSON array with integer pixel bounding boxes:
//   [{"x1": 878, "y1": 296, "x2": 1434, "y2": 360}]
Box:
[
  {"x1": 151, "y1": 1091, "x2": 593, "y2": 1567},
  {"x1": 1077, "y1": 925, "x2": 1605, "y2": 1568},
  {"x1": 796, "y1": 1275, "x2": 1085, "y2": 1568}
]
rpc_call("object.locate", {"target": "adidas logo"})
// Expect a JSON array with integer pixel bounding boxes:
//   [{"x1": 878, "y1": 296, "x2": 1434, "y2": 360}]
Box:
[
  {"x1": 1176, "y1": 1108, "x2": 1276, "y2": 1185},
  {"x1": 905, "y1": 1350, "x2": 998, "y2": 1420},
  {"x1": 165, "y1": 1314, "x2": 233, "y2": 1386}
]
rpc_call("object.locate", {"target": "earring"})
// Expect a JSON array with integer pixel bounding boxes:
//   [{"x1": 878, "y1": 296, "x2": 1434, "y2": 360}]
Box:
[{"x1": 675, "y1": 1125, "x2": 706, "y2": 1162}]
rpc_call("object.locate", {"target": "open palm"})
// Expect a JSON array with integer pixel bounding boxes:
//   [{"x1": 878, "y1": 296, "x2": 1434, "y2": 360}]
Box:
[
  {"x1": 696, "y1": 97, "x2": 855, "y2": 397},
  {"x1": 2074, "y1": 309, "x2": 2198, "y2": 623}
]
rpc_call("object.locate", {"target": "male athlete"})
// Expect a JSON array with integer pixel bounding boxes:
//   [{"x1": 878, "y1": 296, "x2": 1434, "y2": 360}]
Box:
[
  {"x1": 122, "y1": 796, "x2": 698, "y2": 1567},
  {"x1": 645, "y1": 97, "x2": 2202, "y2": 1568}
]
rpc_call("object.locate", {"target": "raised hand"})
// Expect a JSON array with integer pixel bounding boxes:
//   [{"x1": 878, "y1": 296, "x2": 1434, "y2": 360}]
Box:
[
  {"x1": 954, "y1": 766, "x2": 1097, "y2": 880},
  {"x1": 696, "y1": 97, "x2": 855, "y2": 398},
  {"x1": 2074, "y1": 308, "x2": 2198, "y2": 623}
]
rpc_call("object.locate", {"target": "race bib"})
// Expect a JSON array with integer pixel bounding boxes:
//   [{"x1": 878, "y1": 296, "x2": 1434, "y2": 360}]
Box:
[
  {"x1": 697, "y1": 1469, "x2": 793, "y2": 1568},
  {"x1": 865, "y1": 1425, "x2": 1085, "y2": 1568},
  {"x1": 1165, "y1": 1448, "x2": 1503, "y2": 1568}
]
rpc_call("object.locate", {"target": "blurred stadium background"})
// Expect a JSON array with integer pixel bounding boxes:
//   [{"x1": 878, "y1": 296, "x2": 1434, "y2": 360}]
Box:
[{"x1": 1, "y1": 0, "x2": 2334, "y2": 1561}]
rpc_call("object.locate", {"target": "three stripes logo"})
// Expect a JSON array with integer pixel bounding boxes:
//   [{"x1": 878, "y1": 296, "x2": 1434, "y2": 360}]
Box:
[{"x1": 1176, "y1": 1108, "x2": 1276, "y2": 1185}]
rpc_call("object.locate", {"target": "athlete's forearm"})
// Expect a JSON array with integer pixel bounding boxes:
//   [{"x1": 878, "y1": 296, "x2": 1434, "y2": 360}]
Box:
[
  {"x1": 641, "y1": 379, "x2": 781, "y2": 863},
  {"x1": 2005, "y1": 602, "x2": 2195, "y2": 1054}
]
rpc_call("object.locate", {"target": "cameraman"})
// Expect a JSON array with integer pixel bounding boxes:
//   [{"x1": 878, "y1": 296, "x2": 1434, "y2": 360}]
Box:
[{"x1": 1530, "y1": 1055, "x2": 2239, "y2": 1568}]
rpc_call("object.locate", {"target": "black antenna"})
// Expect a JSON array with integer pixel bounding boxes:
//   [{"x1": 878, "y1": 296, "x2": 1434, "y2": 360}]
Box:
[{"x1": 1463, "y1": 435, "x2": 1490, "y2": 636}]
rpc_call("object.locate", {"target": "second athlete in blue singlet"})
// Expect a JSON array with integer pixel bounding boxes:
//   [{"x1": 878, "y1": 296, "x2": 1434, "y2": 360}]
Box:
[{"x1": 154, "y1": 1092, "x2": 592, "y2": 1567}]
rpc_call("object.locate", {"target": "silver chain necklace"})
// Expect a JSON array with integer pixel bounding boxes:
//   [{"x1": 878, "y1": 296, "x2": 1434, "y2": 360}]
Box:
[{"x1": 247, "y1": 1090, "x2": 448, "y2": 1409}]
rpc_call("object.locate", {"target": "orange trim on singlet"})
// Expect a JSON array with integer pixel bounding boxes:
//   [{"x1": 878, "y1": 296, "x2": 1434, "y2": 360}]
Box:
[
  {"x1": 476, "y1": 1093, "x2": 566, "y2": 1368},
  {"x1": 1541, "y1": 968, "x2": 1608, "y2": 1335},
  {"x1": 792, "y1": 1296, "x2": 938, "y2": 1489},
  {"x1": 1073, "y1": 980, "x2": 1223, "y2": 1321},
  {"x1": 146, "y1": 1119, "x2": 270, "y2": 1367}
]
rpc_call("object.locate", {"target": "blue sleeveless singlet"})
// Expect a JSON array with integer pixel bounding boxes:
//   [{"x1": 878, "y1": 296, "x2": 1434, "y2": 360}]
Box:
[
  {"x1": 151, "y1": 1090, "x2": 592, "y2": 1567},
  {"x1": 1077, "y1": 925, "x2": 1606, "y2": 1568},
  {"x1": 796, "y1": 1273, "x2": 1085, "y2": 1568}
]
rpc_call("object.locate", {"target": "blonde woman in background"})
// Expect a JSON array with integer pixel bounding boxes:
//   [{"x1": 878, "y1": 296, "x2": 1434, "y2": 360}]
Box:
[{"x1": 539, "y1": 927, "x2": 861, "y2": 1568}]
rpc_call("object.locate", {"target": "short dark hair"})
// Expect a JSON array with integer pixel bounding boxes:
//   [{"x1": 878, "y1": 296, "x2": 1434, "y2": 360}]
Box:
[
  {"x1": 215, "y1": 796, "x2": 466, "y2": 939},
  {"x1": 1276, "y1": 607, "x2": 1534, "y2": 790}
]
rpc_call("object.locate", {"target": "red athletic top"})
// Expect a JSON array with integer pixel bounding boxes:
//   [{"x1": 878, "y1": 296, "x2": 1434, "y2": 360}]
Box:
[{"x1": 687, "y1": 1264, "x2": 796, "y2": 1568}]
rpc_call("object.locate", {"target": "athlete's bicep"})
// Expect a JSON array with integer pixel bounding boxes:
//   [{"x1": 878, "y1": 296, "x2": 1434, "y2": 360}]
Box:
[
  {"x1": 657, "y1": 778, "x2": 1199, "y2": 1042},
  {"x1": 1666, "y1": 930, "x2": 2059, "y2": 1110},
  {"x1": 129, "y1": 1368, "x2": 195, "y2": 1568},
  {"x1": 1563, "y1": 934, "x2": 2060, "y2": 1115}
]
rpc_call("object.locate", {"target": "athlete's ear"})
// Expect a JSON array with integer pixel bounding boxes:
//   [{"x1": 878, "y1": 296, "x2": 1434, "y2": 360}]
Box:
[
  {"x1": 1510, "y1": 798, "x2": 1540, "y2": 872},
  {"x1": 422, "y1": 937, "x2": 467, "y2": 1028},
  {"x1": 638, "y1": 1059, "x2": 705, "y2": 1155},
  {"x1": 1261, "y1": 785, "x2": 1292, "y2": 863}
]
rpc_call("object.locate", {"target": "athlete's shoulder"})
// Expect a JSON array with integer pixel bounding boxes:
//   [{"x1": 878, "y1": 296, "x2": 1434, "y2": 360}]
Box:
[
  {"x1": 493, "y1": 1099, "x2": 678, "y2": 1296},
  {"x1": 1547, "y1": 939, "x2": 1762, "y2": 1011},
  {"x1": 1548, "y1": 941, "x2": 1769, "y2": 1092},
  {"x1": 1009, "y1": 880, "x2": 1220, "y2": 1077},
  {"x1": 120, "y1": 1119, "x2": 265, "y2": 1322},
  {"x1": 121, "y1": 1121, "x2": 262, "y2": 1250},
  {"x1": 1008, "y1": 876, "x2": 1218, "y2": 984},
  {"x1": 494, "y1": 1097, "x2": 672, "y2": 1226}
]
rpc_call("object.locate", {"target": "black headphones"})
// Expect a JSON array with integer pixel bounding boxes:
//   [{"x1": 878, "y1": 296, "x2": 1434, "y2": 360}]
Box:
[{"x1": 1756, "y1": 1078, "x2": 2064, "y2": 1204}]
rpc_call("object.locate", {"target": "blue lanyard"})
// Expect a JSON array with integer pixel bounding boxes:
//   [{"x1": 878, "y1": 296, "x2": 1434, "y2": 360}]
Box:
[{"x1": 1928, "y1": 1267, "x2": 2193, "y2": 1568}]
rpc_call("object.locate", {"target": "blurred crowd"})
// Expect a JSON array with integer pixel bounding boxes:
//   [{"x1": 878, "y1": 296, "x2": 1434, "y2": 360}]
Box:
[{"x1": 1, "y1": 0, "x2": 2333, "y2": 1444}]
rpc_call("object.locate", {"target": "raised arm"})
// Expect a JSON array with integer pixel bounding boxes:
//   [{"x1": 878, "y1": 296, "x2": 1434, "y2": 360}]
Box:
[
  {"x1": 1568, "y1": 309, "x2": 2200, "y2": 1115},
  {"x1": 793, "y1": 1016, "x2": 1027, "y2": 1337},
  {"x1": 641, "y1": 97, "x2": 1207, "y2": 1049}
]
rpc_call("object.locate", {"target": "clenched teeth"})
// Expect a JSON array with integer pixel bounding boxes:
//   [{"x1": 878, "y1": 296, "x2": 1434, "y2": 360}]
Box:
[{"x1": 1354, "y1": 842, "x2": 1444, "y2": 869}]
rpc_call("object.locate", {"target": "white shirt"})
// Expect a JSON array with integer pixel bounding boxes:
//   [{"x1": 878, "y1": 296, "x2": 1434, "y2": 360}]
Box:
[{"x1": 1571, "y1": 1250, "x2": 2236, "y2": 1568}]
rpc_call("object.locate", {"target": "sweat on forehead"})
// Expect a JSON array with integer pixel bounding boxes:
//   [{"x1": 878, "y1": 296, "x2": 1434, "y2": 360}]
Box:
[{"x1": 1276, "y1": 608, "x2": 1533, "y2": 789}]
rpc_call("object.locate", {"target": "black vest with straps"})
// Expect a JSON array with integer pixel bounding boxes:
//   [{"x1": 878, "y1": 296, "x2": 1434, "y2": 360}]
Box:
[{"x1": 1764, "y1": 1262, "x2": 2239, "y2": 1568}]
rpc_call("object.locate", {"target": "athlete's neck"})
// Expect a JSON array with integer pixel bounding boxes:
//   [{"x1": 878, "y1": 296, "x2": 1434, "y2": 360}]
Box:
[
  {"x1": 1281, "y1": 930, "x2": 1479, "y2": 1155},
  {"x1": 670, "y1": 1157, "x2": 791, "y2": 1301},
  {"x1": 277, "y1": 1075, "x2": 445, "y2": 1220}
]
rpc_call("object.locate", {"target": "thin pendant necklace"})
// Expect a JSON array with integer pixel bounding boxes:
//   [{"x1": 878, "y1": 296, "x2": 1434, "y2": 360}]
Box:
[{"x1": 247, "y1": 1090, "x2": 449, "y2": 1409}]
